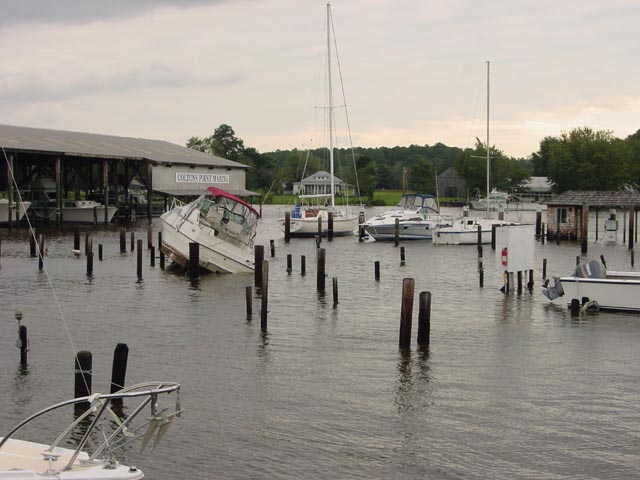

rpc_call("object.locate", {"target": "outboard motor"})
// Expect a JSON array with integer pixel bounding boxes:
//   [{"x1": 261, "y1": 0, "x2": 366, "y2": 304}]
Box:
[
  {"x1": 574, "y1": 259, "x2": 607, "y2": 279},
  {"x1": 542, "y1": 276, "x2": 565, "y2": 300}
]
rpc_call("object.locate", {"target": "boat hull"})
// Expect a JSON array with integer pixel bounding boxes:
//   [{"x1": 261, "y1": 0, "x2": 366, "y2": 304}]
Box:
[
  {"x1": 559, "y1": 272, "x2": 640, "y2": 311},
  {"x1": 364, "y1": 222, "x2": 437, "y2": 240},
  {"x1": 0, "y1": 200, "x2": 30, "y2": 225},
  {"x1": 432, "y1": 227, "x2": 494, "y2": 245},
  {"x1": 287, "y1": 215, "x2": 357, "y2": 237},
  {"x1": 29, "y1": 205, "x2": 118, "y2": 224},
  {"x1": 160, "y1": 209, "x2": 254, "y2": 274}
]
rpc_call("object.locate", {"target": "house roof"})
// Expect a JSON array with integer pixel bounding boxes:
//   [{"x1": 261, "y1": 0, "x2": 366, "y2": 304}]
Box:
[
  {"x1": 0, "y1": 124, "x2": 249, "y2": 169},
  {"x1": 545, "y1": 190, "x2": 640, "y2": 207},
  {"x1": 295, "y1": 170, "x2": 345, "y2": 185}
]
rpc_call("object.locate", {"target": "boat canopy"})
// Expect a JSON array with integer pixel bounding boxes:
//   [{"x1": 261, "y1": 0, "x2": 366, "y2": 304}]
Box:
[
  {"x1": 206, "y1": 186, "x2": 259, "y2": 218},
  {"x1": 398, "y1": 193, "x2": 439, "y2": 212}
]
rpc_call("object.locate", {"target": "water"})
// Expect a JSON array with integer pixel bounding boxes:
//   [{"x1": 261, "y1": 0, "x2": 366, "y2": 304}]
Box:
[{"x1": 1, "y1": 206, "x2": 640, "y2": 479}]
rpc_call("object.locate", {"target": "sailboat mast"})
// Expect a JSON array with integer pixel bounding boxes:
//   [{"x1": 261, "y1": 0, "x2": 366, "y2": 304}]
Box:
[
  {"x1": 485, "y1": 60, "x2": 490, "y2": 216},
  {"x1": 327, "y1": 2, "x2": 335, "y2": 208}
]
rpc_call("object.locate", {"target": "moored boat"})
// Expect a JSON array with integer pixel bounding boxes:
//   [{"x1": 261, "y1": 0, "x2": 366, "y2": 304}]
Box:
[
  {"x1": 543, "y1": 259, "x2": 640, "y2": 311},
  {"x1": 432, "y1": 216, "x2": 512, "y2": 245},
  {"x1": 364, "y1": 193, "x2": 452, "y2": 241},
  {"x1": 160, "y1": 186, "x2": 259, "y2": 273},
  {"x1": 0, "y1": 199, "x2": 31, "y2": 225}
]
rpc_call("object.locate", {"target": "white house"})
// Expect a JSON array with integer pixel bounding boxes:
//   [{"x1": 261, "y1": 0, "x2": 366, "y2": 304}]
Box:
[{"x1": 292, "y1": 170, "x2": 351, "y2": 196}]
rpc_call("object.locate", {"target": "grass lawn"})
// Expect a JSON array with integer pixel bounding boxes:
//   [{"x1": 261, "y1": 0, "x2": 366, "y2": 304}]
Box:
[{"x1": 264, "y1": 190, "x2": 462, "y2": 206}]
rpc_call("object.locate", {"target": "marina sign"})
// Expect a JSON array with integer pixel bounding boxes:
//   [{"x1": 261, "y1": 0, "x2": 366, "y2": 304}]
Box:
[{"x1": 175, "y1": 172, "x2": 230, "y2": 184}]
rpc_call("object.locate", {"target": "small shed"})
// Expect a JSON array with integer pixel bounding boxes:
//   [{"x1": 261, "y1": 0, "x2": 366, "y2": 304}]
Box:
[
  {"x1": 544, "y1": 190, "x2": 640, "y2": 251},
  {"x1": 437, "y1": 166, "x2": 467, "y2": 199}
]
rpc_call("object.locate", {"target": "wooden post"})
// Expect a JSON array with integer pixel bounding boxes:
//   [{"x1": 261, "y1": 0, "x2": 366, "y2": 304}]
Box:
[
  {"x1": 543, "y1": 258, "x2": 547, "y2": 280},
  {"x1": 570, "y1": 298, "x2": 580, "y2": 317},
  {"x1": 541, "y1": 222, "x2": 546, "y2": 244},
  {"x1": 270, "y1": 239, "x2": 275, "y2": 257},
  {"x1": 150, "y1": 246, "x2": 155, "y2": 267},
  {"x1": 254, "y1": 245, "x2": 264, "y2": 287},
  {"x1": 246, "y1": 286, "x2": 252, "y2": 318},
  {"x1": 394, "y1": 218, "x2": 400, "y2": 247},
  {"x1": 301, "y1": 255, "x2": 306, "y2": 276},
  {"x1": 120, "y1": 228, "x2": 126, "y2": 253},
  {"x1": 261, "y1": 260, "x2": 269, "y2": 332},
  {"x1": 30, "y1": 234, "x2": 36, "y2": 257},
  {"x1": 478, "y1": 244, "x2": 484, "y2": 288},
  {"x1": 284, "y1": 211, "x2": 291, "y2": 243},
  {"x1": 74, "y1": 351, "x2": 92, "y2": 401},
  {"x1": 477, "y1": 225, "x2": 482, "y2": 251},
  {"x1": 576, "y1": 255, "x2": 580, "y2": 266},
  {"x1": 517, "y1": 271, "x2": 522, "y2": 295},
  {"x1": 399, "y1": 278, "x2": 415, "y2": 349},
  {"x1": 328, "y1": 212, "x2": 334, "y2": 241},
  {"x1": 504, "y1": 270, "x2": 510, "y2": 294},
  {"x1": 374, "y1": 260, "x2": 380, "y2": 281},
  {"x1": 600, "y1": 254, "x2": 607, "y2": 268},
  {"x1": 400, "y1": 246, "x2": 406, "y2": 266},
  {"x1": 581, "y1": 203, "x2": 589, "y2": 255},
  {"x1": 38, "y1": 234, "x2": 44, "y2": 271},
  {"x1": 110, "y1": 343, "x2": 129, "y2": 394},
  {"x1": 286, "y1": 254, "x2": 292, "y2": 274},
  {"x1": 535, "y1": 210, "x2": 542, "y2": 237},
  {"x1": 358, "y1": 212, "x2": 366, "y2": 242},
  {"x1": 147, "y1": 224, "x2": 153, "y2": 249},
  {"x1": 632, "y1": 249, "x2": 635, "y2": 267},
  {"x1": 629, "y1": 207, "x2": 635, "y2": 250},
  {"x1": 317, "y1": 248, "x2": 326, "y2": 292},
  {"x1": 86, "y1": 236, "x2": 93, "y2": 275},
  {"x1": 317, "y1": 216, "x2": 323, "y2": 243},
  {"x1": 19, "y1": 325, "x2": 28, "y2": 367},
  {"x1": 130, "y1": 232, "x2": 135, "y2": 251},
  {"x1": 417, "y1": 291, "x2": 431, "y2": 347},
  {"x1": 332, "y1": 277, "x2": 339, "y2": 307},
  {"x1": 98, "y1": 244, "x2": 103, "y2": 261},
  {"x1": 136, "y1": 239, "x2": 143, "y2": 279},
  {"x1": 74, "y1": 229, "x2": 80, "y2": 252},
  {"x1": 93, "y1": 206, "x2": 98, "y2": 225},
  {"x1": 189, "y1": 242, "x2": 200, "y2": 279},
  {"x1": 158, "y1": 232, "x2": 165, "y2": 269}
]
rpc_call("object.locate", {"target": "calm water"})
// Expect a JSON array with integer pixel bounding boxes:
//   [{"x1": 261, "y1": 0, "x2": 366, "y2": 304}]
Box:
[{"x1": 1, "y1": 206, "x2": 640, "y2": 479}]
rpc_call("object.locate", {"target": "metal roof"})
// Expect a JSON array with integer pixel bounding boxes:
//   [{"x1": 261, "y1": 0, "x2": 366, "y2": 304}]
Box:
[
  {"x1": 0, "y1": 124, "x2": 249, "y2": 169},
  {"x1": 544, "y1": 190, "x2": 640, "y2": 207}
]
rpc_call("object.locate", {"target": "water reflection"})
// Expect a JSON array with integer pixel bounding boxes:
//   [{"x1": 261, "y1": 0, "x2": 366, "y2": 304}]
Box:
[{"x1": 395, "y1": 349, "x2": 432, "y2": 416}]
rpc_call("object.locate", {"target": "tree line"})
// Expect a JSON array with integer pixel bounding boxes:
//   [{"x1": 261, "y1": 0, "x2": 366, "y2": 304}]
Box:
[{"x1": 187, "y1": 124, "x2": 640, "y2": 200}]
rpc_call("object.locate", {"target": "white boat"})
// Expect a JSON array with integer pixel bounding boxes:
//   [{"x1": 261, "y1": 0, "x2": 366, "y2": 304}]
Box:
[
  {"x1": 543, "y1": 259, "x2": 640, "y2": 311},
  {"x1": 281, "y1": 3, "x2": 360, "y2": 238},
  {"x1": 433, "y1": 61, "x2": 518, "y2": 245},
  {"x1": 22, "y1": 179, "x2": 118, "y2": 224},
  {"x1": 433, "y1": 216, "x2": 512, "y2": 245},
  {"x1": 0, "y1": 381, "x2": 181, "y2": 480},
  {"x1": 363, "y1": 193, "x2": 452, "y2": 240},
  {"x1": 0, "y1": 199, "x2": 31, "y2": 225},
  {"x1": 160, "y1": 186, "x2": 259, "y2": 273},
  {"x1": 470, "y1": 189, "x2": 547, "y2": 212}
]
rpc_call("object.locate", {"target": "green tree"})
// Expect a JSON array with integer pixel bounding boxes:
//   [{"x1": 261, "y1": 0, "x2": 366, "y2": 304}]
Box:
[
  {"x1": 531, "y1": 136, "x2": 559, "y2": 176},
  {"x1": 356, "y1": 155, "x2": 377, "y2": 201},
  {"x1": 547, "y1": 127, "x2": 631, "y2": 192},
  {"x1": 408, "y1": 158, "x2": 435, "y2": 193}
]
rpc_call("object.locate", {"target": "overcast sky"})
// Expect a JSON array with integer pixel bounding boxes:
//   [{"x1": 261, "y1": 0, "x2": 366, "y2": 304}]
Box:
[{"x1": 1, "y1": 0, "x2": 638, "y2": 158}]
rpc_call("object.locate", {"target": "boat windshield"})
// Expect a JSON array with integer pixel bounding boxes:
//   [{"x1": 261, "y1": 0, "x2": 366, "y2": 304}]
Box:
[
  {"x1": 398, "y1": 194, "x2": 438, "y2": 213},
  {"x1": 199, "y1": 194, "x2": 259, "y2": 232}
]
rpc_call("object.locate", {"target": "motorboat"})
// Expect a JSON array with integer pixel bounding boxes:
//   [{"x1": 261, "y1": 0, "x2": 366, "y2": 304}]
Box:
[
  {"x1": 160, "y1": 186, "x2": 259, "y2": 274},
  {"x1": 470, "y1": 188, "x2": 509, "y2": 211},
  {"x1": 363, "y1": 193, "x2": 452, "y2": 241},
  {"x1": 0, "y1": 381, "x2": 181, "y2": 480},
  {"x1": 543, "y1": 259, "x2": 640, "y2": 311},
  {"x1": 22, "y1": 178, "x2": 117, "y2": 224},
  {"x1": 0, "y1": 199, "x2": 31, "y2": 225},
  {"x1": 432, "y1": 216, "x2": 512, "y2": 245}
]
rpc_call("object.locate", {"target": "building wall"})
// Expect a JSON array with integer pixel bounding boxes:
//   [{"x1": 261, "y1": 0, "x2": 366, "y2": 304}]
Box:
[
  {"x1": 546, "y1": 205, "x2": 579, "y2": 240},
  {"x1": 437, "y1": 167, "x2": 467, "y2": 198},
  {"x1": 152, "y1": 164, "x2": 247, "y2": 194}
]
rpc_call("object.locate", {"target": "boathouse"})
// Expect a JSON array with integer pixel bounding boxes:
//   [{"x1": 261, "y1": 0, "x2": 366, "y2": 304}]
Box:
[
  {"x1": 0, "y1": 124, "x2": 254, "y2": 225},
  {"x1": 544, "y1": 190, "x2": 640, "y2": 251},
  {"x1": 437, "y1": 166, "x2": 467, "y2": 199}
]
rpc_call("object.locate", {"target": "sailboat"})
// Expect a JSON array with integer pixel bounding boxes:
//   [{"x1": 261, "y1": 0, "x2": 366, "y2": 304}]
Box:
[
  {"x1": 433, "y1": 61, "x2": 512, "y2": 245},
  {"x1": 282, "y1": 2, "x2": 360, "y2": 238}
]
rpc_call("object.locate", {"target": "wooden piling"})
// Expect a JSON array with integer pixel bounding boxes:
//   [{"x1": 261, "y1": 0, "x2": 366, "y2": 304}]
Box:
[
  {"x1": 270, "y1": 239, "x2": 275, "y2": 257},
  {"x1": 477, "y1": 225, "x2": 482, "y2": 251},
  {"x1": 491, "y1": 224, "x2": 497, "y2": 250},
  {"x1": 629, "y1": 207, "x2": 635, "y2": 250},
  {"x1": 399, "y1": 278, "x2": 415, "y2": 350},
  {"x1": 130, "y1": 232, "x2": 135, "y2": 251},
  {"x1": 110, "y1": 343, "x2": 129, "y2": 395},
  {"x1": 147, "y1": 224, "x2": 153, "y2": 249},
  {"x1": 150, "y1": 246, "x2": 155, "y2": 267},
  {"x1": 328, "y1": 212, "x2": 334, "y2": 241},
  {"x1": 158, "y1": 232, "x2": 165, "y2": 269},
  {"x1": 301, "y1": 255, "x2": 306, "y2": 276},
  {"x1": 86, "y1": 236, "x2": 93, "y2": 275},
  {"x1": 246, "y1": 286, "x2": 252, "y2": 318},
  {"x1": 98, "y1": 244, "x2": 103, "y2": 261},
  {"x1": 576, "y1": 255, "x2": 580, "y2": 266},
  {"x1": 374, "y1": 260, "x2": 380, "y2": 281},
  {"x1": 30, "y1": 235, "x2": 36, "y2": 257},
  {"x1": 581, "y1": 203, "x2": 589, "y2": 255},
  {"x1": 528, "y1": 270, "x2": 534, "y2": 291},
  {"x1": 543, "y1": 258, "x2": 547, "y2": 280},
  {"x1": 136, "y1": 239, "x2": 143, "y2": 279},
  {"x1": 332, "y1": 277, "x2": 339, "y2": 307},
  {"x1": 317, "y1": 216, "x2": 323, "y2": 243},
  {"x1": 284, "y1": 211, "x2": 291, "y2": 243},
  {"x1": 261, "y1": 260, "x2": 269, "y2": 332},
  {"x1": 286, "y1": 254, "x2": 292, "y2": 274},
  {"x1": 600, "y1": 254, "x2": 607, "y2": 268},
  {"x1": 541, "y1": 222, "x2": 545, "y2": 244},
  {"x1": 120, "y1": 227, "x2": 126, "y2": 253},
  {"x1": 400, "y1": 246, "x2": 406, "y2": 266},
  {"x1": 517, "y1": 271, "x2": 522, "y2": 295},
  {"x1": 632, "y1": 249, "x2": 635, "y2": 267},
  {"x1": 358, "y1": 212, "x2": 366, "y2": 242},
  {"x1": 254, "y1": 245, "x2": 264, "y2": 287},
  {"x1": 317, "y1": 248, "x2": 326, "y2": 292},
  {"x1": 535, "y1": 210, "x2": 542, "y2": 237},
  {"x1": 570, "y1": 298, "x2": 580, "y2": 317},
  {"x1": 189, "y1": 242, "x2": 200, "y2": 279},
  {"x1": 38, "y1": 234, "x2": 44, "y2": 271},
  {"x1": 74, "y1": 229, "x2": 80, "y2": 251},
  {"x1": 74, "y1": 351, "x2": 92, "y2": 401},
  {"x1": 19, "y1": 325, "x2": 28, "y2": 367},
  {"x1": 417, "y1": 291, "x2": 431, "y2": 347},
  {"x1": 394, "y1": 218, "x2": 400, "y2": 247}
]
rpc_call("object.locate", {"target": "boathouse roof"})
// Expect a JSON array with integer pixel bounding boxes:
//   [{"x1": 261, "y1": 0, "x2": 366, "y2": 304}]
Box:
[
  {"x1": 0, "y1": 124, "x2": 249, "y2": 169},
  {"x1": 544, "y1": 190, "x2": 640, "y2": 207}
]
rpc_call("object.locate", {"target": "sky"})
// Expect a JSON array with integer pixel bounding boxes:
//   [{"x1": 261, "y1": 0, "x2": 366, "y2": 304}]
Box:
[{"x1": 1, "y1": 0, "x2": 639, "y2": 159}]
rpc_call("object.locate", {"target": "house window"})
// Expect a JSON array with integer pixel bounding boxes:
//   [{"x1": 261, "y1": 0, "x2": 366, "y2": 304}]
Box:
[{"x1": 556, "y1": 208, "x2": 568, "y2": 224}]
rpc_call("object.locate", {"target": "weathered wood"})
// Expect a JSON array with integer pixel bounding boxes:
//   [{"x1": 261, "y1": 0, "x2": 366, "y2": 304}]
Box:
[
  {"x1": 150, "y1": 246, "x2": 155, "y2": 267},
  {"x1": 86, "y1": 236, "x2": 93, "y2": 275},
  {"x1": 399, "y1": 278, "x2": 415, "y2": 349},
  {"x1": 358, "y1": 212, "x2": 366, "y2": 242},
  {"x1": 394, "y1": 218, "x2": 400, "y2": 247},
  {"x1": 417, "y1": 291, "x2": 431, "y2": 347},
  {"x1": 261, "y1": 260, "x2": 269, "y2": 332},
  {"x1": 328, "y1": 212, "x2": 334, "y2": 241},
  {"x1": 158, "y1": 232, "x2": 165, "y2": 269},
  {"x1": 581, "y1": 203, "x2": 589, "y2": 254},
  {"x1": 332, "y1": 277, "x2": 339, "y2": 307},
  {"x1": 284, "y1": 211, "x2": 291, "y2": 243},
  {"x1": 110, "y1": 343, "x2": 129, "y2": 394},
  {"x1": 400, "y1": 246, "x2": 406, "y2": 266},
  {"x1": 254, "y1": 245, "x2": 264, "y2": 287},
  {"x1": 570, "y1": 298, "x2": 580, "y2": 317},
  {"x1": 287, "y1": 254, "x2": 292, "y2": 274},
  {"x1": 19, "y1": 325, "x2": 28, "y2": 367},
  {"x1": 188, "y1": 242, "x2": 200, "y2": 279},
  {"x1": 74, "y1": 351, "x2": 92, "y2": 402},
  {"x1": 301, "y1": 255, "x2": 306, "y2": 276},
  {"x1": 317, "y1": 248, "x2": 326, "y2": 291},
  {"x1": 98, "y1": 244, "x2": 103, "y2": 261},
  {"x1": 270, "y1": 239, "x2": 275, "y2": 257},
  {"x1": 137, "y1": 239, "x2": 143, "y2": 279},
  {"x1": 120, "y1": 227, "x2": 127, "y2": 252},
  {"x1": 74, "y1": 229, "x2": 80, "y2": 251},
  {"x1": 38, "y1": 234, "x2": 44, "y2": 271},
  {"x1": 246, "y1": 286, "x2": 252, "y2": 318},
  {"x1": 374, "y1": 260, "x2": 380, "y2": 281},
  {"x1": 543, "y1": 258, "x2": 547, "y2": 280}
]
